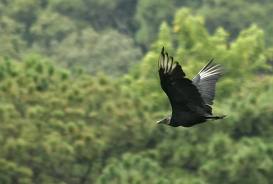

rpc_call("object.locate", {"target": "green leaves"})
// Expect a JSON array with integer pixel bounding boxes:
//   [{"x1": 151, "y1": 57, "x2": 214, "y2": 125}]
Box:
[
  {"x1": 0, "y1": 1, "x2": 273, "y2": 184},
  {"x1": 52, "y1": 28, "x2": 142, "y2": 76},
  {"x1": 0, "y1": 159, "x2": 32, "y2": 184},
  {"x1": 135, "y1": 0, "x2": 174, "y2": 48}
]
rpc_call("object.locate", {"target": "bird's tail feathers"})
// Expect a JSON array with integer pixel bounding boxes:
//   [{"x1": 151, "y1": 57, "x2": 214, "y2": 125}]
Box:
[{"x1": 206, "y1": 115, "x2": 226, "y2": 120}]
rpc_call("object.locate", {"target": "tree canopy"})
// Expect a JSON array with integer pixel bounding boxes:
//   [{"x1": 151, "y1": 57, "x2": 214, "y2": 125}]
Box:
[{"x1": 0, "y1": 1, "x2": 272, "y2": 184}]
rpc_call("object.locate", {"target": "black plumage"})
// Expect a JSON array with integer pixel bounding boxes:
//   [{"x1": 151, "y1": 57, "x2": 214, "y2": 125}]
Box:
[{"x1": 157, "y1": 47, "x2": 225, "y2": 127}]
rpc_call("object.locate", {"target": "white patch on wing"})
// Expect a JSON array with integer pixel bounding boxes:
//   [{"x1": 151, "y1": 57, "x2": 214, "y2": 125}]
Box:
[
  {"x1": 164, "y1": 54, "x2": 168, "y2": 73},
  {"x1": 160, "y1": 55, "x2": 165, "y2": 70},
  {"x1": 171, "y1": 62, "x2": 177, "y2": 72}
]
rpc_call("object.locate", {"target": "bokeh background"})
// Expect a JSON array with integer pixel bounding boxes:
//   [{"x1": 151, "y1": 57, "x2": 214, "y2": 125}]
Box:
[{"x1": 0, "y1": 0, "x2": 273, "y2": 183}]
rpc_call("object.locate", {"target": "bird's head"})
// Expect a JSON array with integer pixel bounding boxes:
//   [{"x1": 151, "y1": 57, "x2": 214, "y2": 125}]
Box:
[{"x1": 157, "y1": 117, "x2": 171, "y2": 125}]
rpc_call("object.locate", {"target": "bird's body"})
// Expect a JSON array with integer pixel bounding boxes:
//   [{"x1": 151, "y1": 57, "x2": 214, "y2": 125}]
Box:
[{"x1": 157, "y1": 47, "x2": 225, "y2": 127}]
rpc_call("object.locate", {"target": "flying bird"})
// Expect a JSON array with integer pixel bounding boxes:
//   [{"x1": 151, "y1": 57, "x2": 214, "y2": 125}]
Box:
[{"x1": 157, "y1": 47, "x2": 225, "y2": 127}]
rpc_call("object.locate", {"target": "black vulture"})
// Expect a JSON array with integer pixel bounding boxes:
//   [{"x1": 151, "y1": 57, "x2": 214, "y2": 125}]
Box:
[{"x1": 157, "y1": 47, "x2": 225, "y2": 127}]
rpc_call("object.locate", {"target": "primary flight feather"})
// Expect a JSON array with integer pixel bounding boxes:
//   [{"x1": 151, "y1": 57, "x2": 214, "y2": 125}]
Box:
[{"x1": 157, "y1": 47, "x2": 225, "y2": 127}]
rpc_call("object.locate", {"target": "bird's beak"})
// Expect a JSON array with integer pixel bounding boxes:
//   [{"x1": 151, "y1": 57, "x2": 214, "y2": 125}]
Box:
[{"x1": 156, "y1": 120, "x2": 163, "y2": 124}]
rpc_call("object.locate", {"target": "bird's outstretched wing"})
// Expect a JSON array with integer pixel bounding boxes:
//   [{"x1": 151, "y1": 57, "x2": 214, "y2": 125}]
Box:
[
  {"x1": 158, "y1": 47, "x2": 205, "y2": 113},
  {"x1": 192, "y1": 60, "x2": 223, "y2": 105}
]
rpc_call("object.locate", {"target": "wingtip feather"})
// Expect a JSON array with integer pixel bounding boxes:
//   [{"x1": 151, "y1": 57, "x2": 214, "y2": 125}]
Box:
[{"x1": 161, "y1": 47, "x2": 165, "y2": 54}]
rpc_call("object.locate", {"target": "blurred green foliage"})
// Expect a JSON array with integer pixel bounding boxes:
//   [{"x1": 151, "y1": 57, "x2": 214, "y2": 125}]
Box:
[{"x1": 0, "y1": 0, "x2": 272, "y2": 184}]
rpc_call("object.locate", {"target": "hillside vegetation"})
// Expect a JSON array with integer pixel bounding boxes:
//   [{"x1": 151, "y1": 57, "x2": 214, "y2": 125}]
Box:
[{"x1": 0, "y1": 0, "x2": 272, "y2": 183}]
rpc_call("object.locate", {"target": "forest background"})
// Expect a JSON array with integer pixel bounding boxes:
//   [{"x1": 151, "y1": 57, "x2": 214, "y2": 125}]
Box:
[{"x1": 0, "y1": 0, "x2": 272, "y2": 183}]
